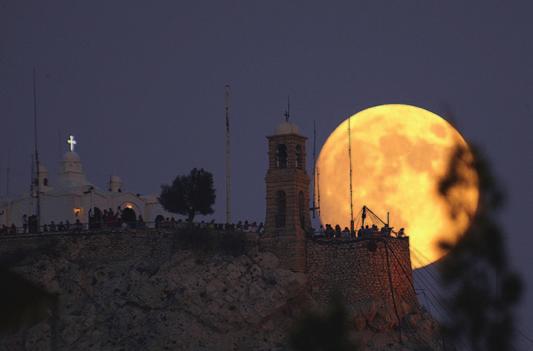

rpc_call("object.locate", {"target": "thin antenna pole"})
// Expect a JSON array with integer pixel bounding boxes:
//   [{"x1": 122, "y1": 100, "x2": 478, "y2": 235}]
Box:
[
  {"x1": 33, "y1": 68, "x2": 41, "y2": 232},
  {"x1": 57, "y1": 129, "x2": 61, "y2": 159},
  {"x1": 316, "y1": 167, "x2": 321, "y2": 217},
  {"x1": 5, "y1": 149, "x2": 10, "y2": 196},
  {"x1": 348, "y1": 116, "x2": 354, "y2": 234},
  {"x1": 224, "y1": 84, "x2": 231, "y2": 224},
  {"x1": 312, "y1": 120, "x2": 317, "y2": 218},
  {"x1": 30, "y1": 153, "x2": 34, "y2": 195},
  {"x1": 5, "y1": 166, "x2": 9, "y2": 197}
]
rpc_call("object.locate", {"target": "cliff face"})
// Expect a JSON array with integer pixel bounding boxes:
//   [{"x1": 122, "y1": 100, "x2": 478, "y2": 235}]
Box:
[{"x1": 0, "y1": 232, "x2": 443, "y2": 351}]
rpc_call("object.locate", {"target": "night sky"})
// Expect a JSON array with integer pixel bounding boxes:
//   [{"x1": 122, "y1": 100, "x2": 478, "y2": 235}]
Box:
[{"x1": 1, "y1": 0, "x2": 532, "y2": 340}]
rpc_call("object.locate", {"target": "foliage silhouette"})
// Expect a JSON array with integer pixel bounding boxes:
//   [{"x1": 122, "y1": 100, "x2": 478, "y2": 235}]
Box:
[
  {"x1": 159, "y1": 168, "x2": 216, "y2": 222},
  {"x1": 438, "y1": 144, "x2": 522, "y2": 351},
  {"x1": 289, "y1": 293, "x2": 358, "y2": 351}
]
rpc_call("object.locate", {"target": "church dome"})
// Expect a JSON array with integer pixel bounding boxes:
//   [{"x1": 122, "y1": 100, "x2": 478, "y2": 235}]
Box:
[
  {"x1": 57, "y1": 150, "x2": 87, "y2": 189},
  {"x1": 108, "y1": 175, "x2": 123, "y2": 192},
  {"x1": 63, "y1": 151, "x2": 81, "y2": 162},
  {"x1": 275, "y1": 121, "x2": 300, "y2": 136},
  {"x1": 110, "y1": 175, "x2": 122, "y2": 183}
]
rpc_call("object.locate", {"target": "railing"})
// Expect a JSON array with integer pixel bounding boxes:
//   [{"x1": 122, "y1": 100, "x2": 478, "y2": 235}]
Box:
[
  {"x1": 0, "y1": 221, "x2": 265, "y2": 239},
  {"x1": 308, "y1": 226, "x2": 407, "y2": 242}
]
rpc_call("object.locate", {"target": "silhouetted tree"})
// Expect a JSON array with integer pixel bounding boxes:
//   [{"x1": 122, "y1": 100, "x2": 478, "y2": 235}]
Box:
[
  {"x1": 159, "y1": 168, "x2": 216, "y2": 222},
  {"x1": 289, "y1": 294, "x2": 358, "y2": 351},
  {"x1": 438, "y1": 144, "x2": 522, "y2": 351}
]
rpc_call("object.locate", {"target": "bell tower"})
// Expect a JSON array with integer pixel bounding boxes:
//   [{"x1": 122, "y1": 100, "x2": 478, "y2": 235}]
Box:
[{"x1": 262, "y1": 119, "x2": 311, "y2": 272}]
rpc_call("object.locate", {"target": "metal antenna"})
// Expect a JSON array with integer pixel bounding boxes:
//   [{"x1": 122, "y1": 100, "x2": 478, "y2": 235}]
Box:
[
  {"x1": 30, "y1": 153, "x2": 34, "y2": 194},
  {"x1": 310, "y1": 120, "x2": 320, "y2": 218},
  {"x1": 57, "y1": 129, "x2": 62, "y2": 159},
  {"x1": 224, "y1": 84, "x2": 232, "y2": 224},
  {"x1": 312, "y1": 120, "x2": 316, "y2": 218},
  {"x1": 317, "y1": 167, "x2": 321, "y2": 217},
  {"x1": 33, "y1": 68, "x2": 41, "y2": 231},
  {"x1": 5, "y1": 149, "x2": 10, "y2": 197},
  {"x1": 348, "y1": 116, "x2": 354, "y2": 234}
]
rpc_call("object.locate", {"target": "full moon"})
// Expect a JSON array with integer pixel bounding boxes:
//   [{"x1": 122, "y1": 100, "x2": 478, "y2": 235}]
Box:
[{"x1": 316, "y1": 104, "x2": 478, "y2": 269}]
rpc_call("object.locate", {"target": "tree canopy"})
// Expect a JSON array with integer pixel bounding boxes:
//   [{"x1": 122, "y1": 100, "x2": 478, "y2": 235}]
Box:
[
  {"x1": 159, "y1": 168, "x2": 216, "y2": 222},
  {"x1": 438, "y1": 144, "x2": 522, "y2": 351}
]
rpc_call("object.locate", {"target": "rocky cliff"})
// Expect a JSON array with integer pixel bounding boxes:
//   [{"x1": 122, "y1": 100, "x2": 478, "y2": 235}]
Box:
[{"x1": 0, "y1": 231, "x2": 443, "y2": 350}]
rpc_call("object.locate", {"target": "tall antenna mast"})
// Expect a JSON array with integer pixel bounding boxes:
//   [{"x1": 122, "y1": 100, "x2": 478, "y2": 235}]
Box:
[
  {"x1": 348, "y1": 116, "x2": 354, "y2": 234},
  {"x1": 312, "y1": 120, "x2": 316, "y2": 218},
  {"x1": 30, "y1": 153, "x2": 34, "y2": 196},
  {"x1": 224, "y1": 84, "x2": 231, "y2": 224},
  {"x1": 311, "y1": 120, "x2": 320, "y2": 219},
  {"x1": 5, "y1": 149, "x2": 10, "y2": 197},
  {"x1": 33, "y1": 68, "x2": 41, "y2": 231}
]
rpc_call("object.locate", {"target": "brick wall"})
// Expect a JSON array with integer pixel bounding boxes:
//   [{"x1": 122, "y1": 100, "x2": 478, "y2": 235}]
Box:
[{"x1": 306, "y1": 236, "x2": 417, "y2": 316}]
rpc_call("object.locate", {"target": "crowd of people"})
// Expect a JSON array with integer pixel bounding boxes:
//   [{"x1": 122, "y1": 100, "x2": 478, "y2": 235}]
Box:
[
  {"x1": 3, "y1": 212, "x2": 404, "y2": 239},
  {"x1": 1, "y1": 211, "x2": 265, "y2": 236},
  {"x1": 311, "y1": 223, "x2": 405, "y2": 240},
  {"x1": 154, "y1": 216, "x2": 264, "y2": 234},
  {"x1": 0, "y1": 223, "x2": 17, "y2": 234},
  {"x1": 0, "y1": 214, "x2": 84, "y2": 235},
  {"x1": 88, "y1": 207, "x2": 145, "y2": 230}
]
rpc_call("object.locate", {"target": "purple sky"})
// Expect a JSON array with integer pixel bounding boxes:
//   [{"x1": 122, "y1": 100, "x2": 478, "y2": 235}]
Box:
[{"x1": 1, "y1": 0, "x2": 532, "y2": 344}]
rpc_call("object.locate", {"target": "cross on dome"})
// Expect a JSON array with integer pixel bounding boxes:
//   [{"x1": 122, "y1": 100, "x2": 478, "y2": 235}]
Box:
[{"x1": 67, "y1": 135, "x2": 77, "y2": 152}]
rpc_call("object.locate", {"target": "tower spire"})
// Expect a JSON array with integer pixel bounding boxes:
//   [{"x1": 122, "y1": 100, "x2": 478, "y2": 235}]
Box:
[
  {"x1": 348, "y1": 116, "x2": 354, "y2": 234},
  {"x1": 283, "y1": 96, "x2": 291, "y2": 122}
]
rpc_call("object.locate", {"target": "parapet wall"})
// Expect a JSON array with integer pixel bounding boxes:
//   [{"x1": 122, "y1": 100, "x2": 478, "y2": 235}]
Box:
[{"x1": 306, "y1": 237, "x2": 417, "y2": 316}]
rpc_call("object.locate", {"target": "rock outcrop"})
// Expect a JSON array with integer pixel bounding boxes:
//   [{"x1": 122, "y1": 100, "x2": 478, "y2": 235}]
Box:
[{"x1": 0, "y1": 232, "x2": 443, "y2": 350}]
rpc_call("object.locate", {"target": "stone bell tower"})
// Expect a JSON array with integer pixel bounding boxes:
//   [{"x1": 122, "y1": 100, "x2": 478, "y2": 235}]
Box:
[{"x1": 262, "y1": 119, "x2": 311, "y2": 272}]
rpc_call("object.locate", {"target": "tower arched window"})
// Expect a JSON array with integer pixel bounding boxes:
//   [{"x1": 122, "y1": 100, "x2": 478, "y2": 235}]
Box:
[
  {"x1": 299, "y1": 191, "x2": 306, "y2": 229},
  {"x1": 276, "y1": 144, "x2": 287, "y2": 169},
  {"x1": 43, "y1": 178, "x2": 48, "y2": 186},
  {"x1": 275, "y1": 191, "x2": 286, "y2": 227},
  {"x1": 295, "y1": 145, "x2": 303, "y2": 169}
]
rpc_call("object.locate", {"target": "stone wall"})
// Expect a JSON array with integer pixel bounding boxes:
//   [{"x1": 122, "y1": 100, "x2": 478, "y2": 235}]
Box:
[
  {"x1": 306, "y1": 236, "x2": 418, "y2": 319},
  {"x1": 260, "y1": 236, "x2": 307, "y2": 273}
]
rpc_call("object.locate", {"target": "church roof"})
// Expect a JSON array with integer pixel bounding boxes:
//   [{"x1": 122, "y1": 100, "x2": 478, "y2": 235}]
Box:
[
  {"x1": 274, "y1": 121, "x2": 301, "y2": 136},
  {"x1": 62, "y1": 151, "x2": 81, "y2": 162}
]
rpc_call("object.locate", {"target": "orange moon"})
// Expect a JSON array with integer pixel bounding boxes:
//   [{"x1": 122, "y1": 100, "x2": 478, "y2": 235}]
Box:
[{"x1": 316, "y1": 104, "x2": 479, "y2": 269}]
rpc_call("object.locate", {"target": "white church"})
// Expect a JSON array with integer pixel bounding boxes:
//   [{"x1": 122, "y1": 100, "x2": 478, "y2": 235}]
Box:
[{"x1": 0, "y1": 136, "x2": 172, "y2": 229}]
